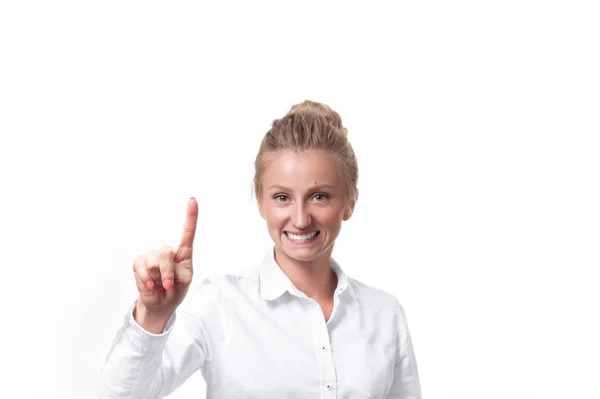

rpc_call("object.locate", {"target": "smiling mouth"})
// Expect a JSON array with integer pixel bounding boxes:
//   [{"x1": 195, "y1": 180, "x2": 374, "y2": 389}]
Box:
[{"x1": 284, "y1": 231, "x2": 320, "y2": 241}]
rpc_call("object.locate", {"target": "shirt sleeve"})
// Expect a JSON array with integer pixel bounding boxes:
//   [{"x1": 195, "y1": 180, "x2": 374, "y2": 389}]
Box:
[
  {"x1": 98, "y1": 279, "x2": 228, "y2": 399},
  {"x1": 387, "y1": 302, "x2": 422, "y2": 399}
]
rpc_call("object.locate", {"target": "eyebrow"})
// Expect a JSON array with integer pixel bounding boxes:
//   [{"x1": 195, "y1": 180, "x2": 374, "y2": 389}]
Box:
[{"x1": 268, "y1": 184, "x2": 333, "y2": 191}]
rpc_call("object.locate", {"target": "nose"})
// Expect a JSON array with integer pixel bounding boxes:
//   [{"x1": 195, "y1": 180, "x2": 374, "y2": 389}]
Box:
[{"x1": 292, "y1": 203, "x2": 312, "y2": 229}]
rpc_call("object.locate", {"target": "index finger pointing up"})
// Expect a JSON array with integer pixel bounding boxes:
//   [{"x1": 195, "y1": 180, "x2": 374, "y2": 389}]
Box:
[{"x1": 179, "y1": 197, "x2": 198, "y2": 251}]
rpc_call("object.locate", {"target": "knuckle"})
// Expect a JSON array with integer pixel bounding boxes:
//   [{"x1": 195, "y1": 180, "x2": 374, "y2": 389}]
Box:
[
  {"x1": 146, "y1": 250, "x2": 160, "y2": 269},
  {"x1": 158, "y1": 245, "x2": 174, "y2": 259},
  {"x1": 133, "y1": 256, "x2": 145, "y2": 271}
]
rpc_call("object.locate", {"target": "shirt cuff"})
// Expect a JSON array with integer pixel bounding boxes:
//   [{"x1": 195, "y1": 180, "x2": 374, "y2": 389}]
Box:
[{"x1": 124, "y1": 301, "x2": 177, "y2": 353}]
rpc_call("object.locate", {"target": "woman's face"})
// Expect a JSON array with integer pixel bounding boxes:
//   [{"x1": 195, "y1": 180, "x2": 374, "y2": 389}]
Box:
[{"x1": 258, "y1": 149, "x2": 355, "y2": 263}]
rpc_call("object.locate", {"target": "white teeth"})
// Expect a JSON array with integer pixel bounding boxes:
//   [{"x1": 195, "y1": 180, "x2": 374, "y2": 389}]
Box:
[{"x1": 286, "y1": 231, "x2": 318, "y2": 240}]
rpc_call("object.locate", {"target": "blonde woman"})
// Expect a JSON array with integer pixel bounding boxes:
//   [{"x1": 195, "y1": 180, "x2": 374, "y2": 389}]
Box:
[{"x1": 99, "y1": 101, "x2": 422, "y2": 398}]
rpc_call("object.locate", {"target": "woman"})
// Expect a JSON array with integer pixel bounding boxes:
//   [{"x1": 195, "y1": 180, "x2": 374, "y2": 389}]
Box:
[{"x1": 99, "y1": 101, "x2": 422, "y2": 398}]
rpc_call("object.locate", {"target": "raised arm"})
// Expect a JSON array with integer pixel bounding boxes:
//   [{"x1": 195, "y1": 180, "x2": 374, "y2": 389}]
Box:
[{"x1": 98, "y1": 198, "x2": 223, "y2": 399}]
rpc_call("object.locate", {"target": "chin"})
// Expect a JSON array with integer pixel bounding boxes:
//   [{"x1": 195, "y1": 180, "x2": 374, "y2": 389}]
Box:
[{"x1": 285, "y1": 249, "x2": 321, "y2": 263}]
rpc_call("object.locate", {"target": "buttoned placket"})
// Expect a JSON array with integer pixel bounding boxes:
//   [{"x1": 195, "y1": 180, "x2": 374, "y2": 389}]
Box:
[{"x1": 310, "y1": 287, "x2": 346, "y2": 399}]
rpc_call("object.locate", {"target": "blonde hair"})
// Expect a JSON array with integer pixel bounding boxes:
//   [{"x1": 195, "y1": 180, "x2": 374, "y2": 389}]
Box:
[{"x1": 253, "y1": 100, "x2": 358, "y2": 199}]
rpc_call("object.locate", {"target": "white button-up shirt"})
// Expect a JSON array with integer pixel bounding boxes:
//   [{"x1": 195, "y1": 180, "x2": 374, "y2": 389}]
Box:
[{"x1": 99, "y1": 249, "x2": 422, "y2": 398}]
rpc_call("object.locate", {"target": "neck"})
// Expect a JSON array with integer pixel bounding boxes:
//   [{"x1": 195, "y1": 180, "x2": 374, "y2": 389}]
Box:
[{"x1": 274, "y1": 246, "x2": 338, "y2": 301}]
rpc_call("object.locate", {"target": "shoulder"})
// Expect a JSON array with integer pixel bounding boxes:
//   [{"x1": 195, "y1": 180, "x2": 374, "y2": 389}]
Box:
[
  {"x1": 348, "y1": 276, "x2": 405, "y2": 313},
  {"x1": 187, "y1": 266, "x2": 261, "y2": 301},
  {"x1": 207, "y1": 265, "x2": 260, "y2": 288}
]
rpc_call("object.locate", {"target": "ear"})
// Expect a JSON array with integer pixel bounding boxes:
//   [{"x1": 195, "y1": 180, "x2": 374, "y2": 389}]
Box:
[
  {"x1": 257, "y1": 198, "x2": 266, "y2": 220},
  {"x1": 343, "y1": 189, "x2": 358, "y2": 221}
]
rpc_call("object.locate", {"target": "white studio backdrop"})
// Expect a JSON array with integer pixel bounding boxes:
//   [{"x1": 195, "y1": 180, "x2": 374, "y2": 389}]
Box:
[{"x1": 1, "y1": 1, "x2": 598, "y2": 398}]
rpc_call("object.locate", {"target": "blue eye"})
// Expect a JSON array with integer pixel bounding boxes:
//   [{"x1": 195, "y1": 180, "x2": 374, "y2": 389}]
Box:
[{"x1": 313, "y1": 193, "x2": 329, "y2": 201}]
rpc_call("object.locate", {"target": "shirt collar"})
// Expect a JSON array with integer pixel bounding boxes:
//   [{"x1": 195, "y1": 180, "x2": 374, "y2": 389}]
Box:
[{"x1": 258, "y1": 247, "x2": 354, "y2": 301}]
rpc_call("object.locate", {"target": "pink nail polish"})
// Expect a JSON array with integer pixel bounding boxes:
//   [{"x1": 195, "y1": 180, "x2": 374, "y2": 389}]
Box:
[
  {"x1": 146, "y1": 280, "x2": 154, "y2": 290},
  {"x1": 163, "y1": 279, "x2": 173, "y2": 291}
]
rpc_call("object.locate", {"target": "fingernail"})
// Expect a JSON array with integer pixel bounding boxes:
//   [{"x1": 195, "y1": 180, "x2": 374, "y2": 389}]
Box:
[
  {"x1": 163, "y1": 278, "x2": 173, "y2": 291},
  {"x1": 146, "y1": 280, "x2": 154, "y2": 290}
]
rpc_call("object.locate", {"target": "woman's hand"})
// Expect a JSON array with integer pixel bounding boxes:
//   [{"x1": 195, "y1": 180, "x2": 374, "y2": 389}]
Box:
[{"x1": 132, "y1": 198, "x2": 198, "y2": 332}]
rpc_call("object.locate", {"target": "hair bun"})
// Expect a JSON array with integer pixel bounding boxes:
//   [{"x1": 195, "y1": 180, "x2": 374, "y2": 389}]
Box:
[
  {"x1": 254, "y1": 99, "x2": 357, "y2": 198},
  {"x1": 288, "y1": 100, "x2": 345, "y2": 132}
]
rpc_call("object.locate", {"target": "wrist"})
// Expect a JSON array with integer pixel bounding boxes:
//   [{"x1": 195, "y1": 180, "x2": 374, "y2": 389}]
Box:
[{"x1": 134, "y1": 300, "x2": 174, "y2": 334}]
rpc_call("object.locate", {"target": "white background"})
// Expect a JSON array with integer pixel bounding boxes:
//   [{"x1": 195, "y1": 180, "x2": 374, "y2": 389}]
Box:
[{"x1": 1, "y1": 1, "x2": 598, "y2": 398}]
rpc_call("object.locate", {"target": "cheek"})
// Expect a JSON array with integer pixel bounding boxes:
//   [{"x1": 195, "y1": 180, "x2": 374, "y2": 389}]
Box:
[
  {"x1": 316, "y1": 207, "x2": 345, "y2": 228},
  {"x1": 264, "y1": 207, "x2": 288, "y2": 227}
]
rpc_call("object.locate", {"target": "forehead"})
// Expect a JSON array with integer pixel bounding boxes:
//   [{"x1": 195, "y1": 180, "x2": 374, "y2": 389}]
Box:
[{"x1": 263, "y1": 150, "x2": 339, "y2": 189}]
